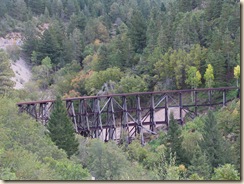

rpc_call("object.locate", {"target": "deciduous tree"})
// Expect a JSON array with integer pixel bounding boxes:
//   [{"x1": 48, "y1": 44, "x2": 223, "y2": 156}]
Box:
[
  {"x1": 204, "y1": 64, "x2": 215, "y2": 88},
  {"x1": 185, "y1": 66, "x2": 202, "y2": 89},
  {"x1": 211, "y1": 164, "x2": 240, "y2": 180},
  {"x1": 234, "y1": 65, "x2": 240, "y2": 87}
]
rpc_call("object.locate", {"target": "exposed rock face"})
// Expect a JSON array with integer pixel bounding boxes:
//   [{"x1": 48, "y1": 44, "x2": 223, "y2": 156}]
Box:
[
  {"x1": 10, "y1": 58, "x2": 32, "y2": 89},
  {"x1": 0, "y1": 32, "x2": 32, "y2": 89}
]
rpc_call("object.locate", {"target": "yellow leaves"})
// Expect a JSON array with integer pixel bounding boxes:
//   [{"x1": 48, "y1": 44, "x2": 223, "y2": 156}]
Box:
[
  {"x1": 204, "y1": 64, "x2": 214, "y2": 88},
  {"x1": 153, "y1": 44, "x2": 206, "y2": 89},
  {"x1": 196, "y1": 71, "x2": 202, "y2": 84},
  {"x1": 71, "y1": 70, "x2": 93, "y2": 89},
  {"x1": 232, "y1": 109, "x2": 238, "y2": 116},
  {"x1": 234, "y1": 65, "x2": 240, "y2": 79},
  {"x1": 94, "y1": 39, "x2": 101, "y2": 46},
  {"x1": 63, "y1": 90, "x2": 81, "y2": 99},
  {"x1": 178, "y1": 164, "x2": 187, "y2": 172}
]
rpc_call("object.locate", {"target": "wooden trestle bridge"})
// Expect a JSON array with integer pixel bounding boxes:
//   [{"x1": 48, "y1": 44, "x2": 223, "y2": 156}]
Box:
[{"x1": 17, "y1": 87, "x2": 239, "y2": 144}]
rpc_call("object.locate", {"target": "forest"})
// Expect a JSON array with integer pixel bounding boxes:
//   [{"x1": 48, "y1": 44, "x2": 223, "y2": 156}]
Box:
[{"x1": 0, "y1": 0, "x2": 241, "y2": 180}]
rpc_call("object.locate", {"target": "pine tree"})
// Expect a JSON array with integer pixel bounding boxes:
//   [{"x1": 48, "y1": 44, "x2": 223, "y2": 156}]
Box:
[
  {"x1": 47, "y1": 96, "x2": 79, "y2": 158},
  {"x1": 165, "y1": 112, "x2": 186, "y2": 165},
  {"x1": 96, "y1": 44, "x2": 109, "y2": 71},
  {"x1": 188, "y1": 146, "x2": 211, "y2": 180},
  {"x1": 0, "y1": 50, "x2": 15, "y2": 95},
  {"x1": 128, "y1": 10, "x2": 147, "y2": 53},
  {"x1": 200, "y1": 111, "x2": 226, "y2": 171}
]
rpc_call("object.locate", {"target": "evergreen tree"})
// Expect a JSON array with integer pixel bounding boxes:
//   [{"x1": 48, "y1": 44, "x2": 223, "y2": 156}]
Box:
[
  {"x1": 146, "y1": 8, "x2": 160, "y2": 53},
  {"x1": 22, "y1": 21, "x2": 40, "y2": 59},
  {"x1": 188, "y1": 146, "x2": 211, "y2": 179},
  {"x1": 70, "y1": 28, "x2": 84, "y2": 64},
  {"x1": 96, "y1": 44, "x2": 109, "y2": 71},
  {"x1": 47, "y1": 96, "x2": 79, "y2": 158},
  {"x1": 128, "y1": 10, "x2": 147, "y2": 53},
  {"x1": 0, "y1": 50, "x2": 15, "y2": 95},
  {"x1": 205, "y1": 49, "x2": 227, "y2": 87},
  {"x1": 200, "y1": 111, "x2": 226, "y2": 171},
  {"x1": 165, "y1": 112, "x2": 186, "y2": 165},
  {"x1": 27, "y1": 0, "x2": 45, "y2": 15}
]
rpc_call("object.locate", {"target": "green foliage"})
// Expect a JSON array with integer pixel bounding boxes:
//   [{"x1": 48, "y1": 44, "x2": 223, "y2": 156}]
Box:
[
  {"x1": 32, "y1": 56, "x2": 53, "y2": 89},
  {"x1": 0, "y1": 50, "x2": 15, "y2": 95},
  {"x1": 211, "y1": 164, "x2": 240, "y2": 180},
  {"x1": 81, "y1": 139, "x2": 150, "y2": 180},
  {"x1": 37, "y1": 22, "x2": 66, "y2": 67},
  {"x1": 154, "y1": 44, "x2": 206, "y2": 90},
  {"x1": 165, "y1": 113, "x2": 186, "y2": 165},
  {"x1": 116, "y1": 75, "x2": 148, "y2": 93},
  {"x1": 234, "y1": 65, "x2": 240, "y2": 87},
  {"x1": 188, "y1": 146, "x2": 211, "y2": 179},
  {"x1": 47, "y1": 96, "x2": 79, "y2": 158},
  {"x1": 185, "y1": 66, "x2": 202, "y2": 89},
  {"x1": 44, "y1": 157, "x2": 90, "y2": 180},
  {"x1": 215, "y1": 100, "x2": 240, "y2": 171},
  {"x1": 200, "y1": 111, "x2": 229, "y2": 170},
  {"x1": 0, "y1": 97, "x2": 89, "y2": 180},
  {"x1": 128, "y1": 10, "x2": 147, "y2": 53},
  {"x1": 188, "y1": 173, "x2": 204, "y2": 180},
  {"x1": 52, "y1": 61, "x2": 81, "y2": 96},
  {"x1": 0, "y1": 0, "x2": 240, "y2": 181},
  {"x1": 85, "y1": 67, "x2": 123, "y2": 95},
  {"x1": 164, "y1": 154, "x2": 187, "y2": 180},
  {"x1": 127, "y1": 140, "x2": 149, "y2": 163}
]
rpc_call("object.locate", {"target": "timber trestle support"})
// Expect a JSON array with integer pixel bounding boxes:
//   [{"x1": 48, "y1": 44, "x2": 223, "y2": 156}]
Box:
[{"x1": 17, "y1": 87, "x2": 240, "y2": 144}]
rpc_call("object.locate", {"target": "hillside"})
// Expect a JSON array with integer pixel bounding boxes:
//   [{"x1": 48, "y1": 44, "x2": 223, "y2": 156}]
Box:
[{"x1": 0, "y1": 0, "x2": 241, "y2": 181}]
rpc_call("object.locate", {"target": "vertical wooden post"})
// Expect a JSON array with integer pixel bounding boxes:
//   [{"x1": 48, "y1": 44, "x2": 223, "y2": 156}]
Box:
[
  {"x1": 77, "y1": 100, "x2": 82, "y2": 130},
  {"x1": 223, "y1": 90, "x2": 226, "y2": 106},
  {"x1": 109, "y1": 97, "x2": 116, "y2": 140},
  {"x1": 165, "y1": 95, "x2": 169, "y2": 126},
  {"x1": 84, "y1": 100, "x2": 90, "y2": 131},
  {"x1": 106, "y1": 97, "x2": 116, "y2": 141},
  {"x1": 92, "y1": 98, "x2": 98, "y2": 138},
  {"x1": 150, "y1": 95, "x2": 156, "y2": 132},
  {"x1": 136, "y1": 95, "x2": 142, "y2": 134},
  {"x1": 194, "y1": 91, "x2": 198, "y2": 116},
  {"x1": 121, "y1": 96, "x2": 129, "y2": 143},
  {"x1": 179, "y1": 92, "x2": 183, "y2": 125},
  {"x1": 136, "y1": 95, "x2": 144, "y2": 145},
  {"x1": 33, "y1": 104, "x2": 38, "y2": 122},
  {"x1": 95, "y1": 98, "x2": 102, "y2": 138},
  {"x1": 44, "y1": 103, "x2": 49, "y2": 125},
  {"x1": 105, "y1": 97, "x2": 110, "y2": 141},
  {"x1": 71, "y1": 101, "x2": 78, "y2": 132},
  {"x1": 208, "y1": 90, "x2": 212, "y2": 108}
]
